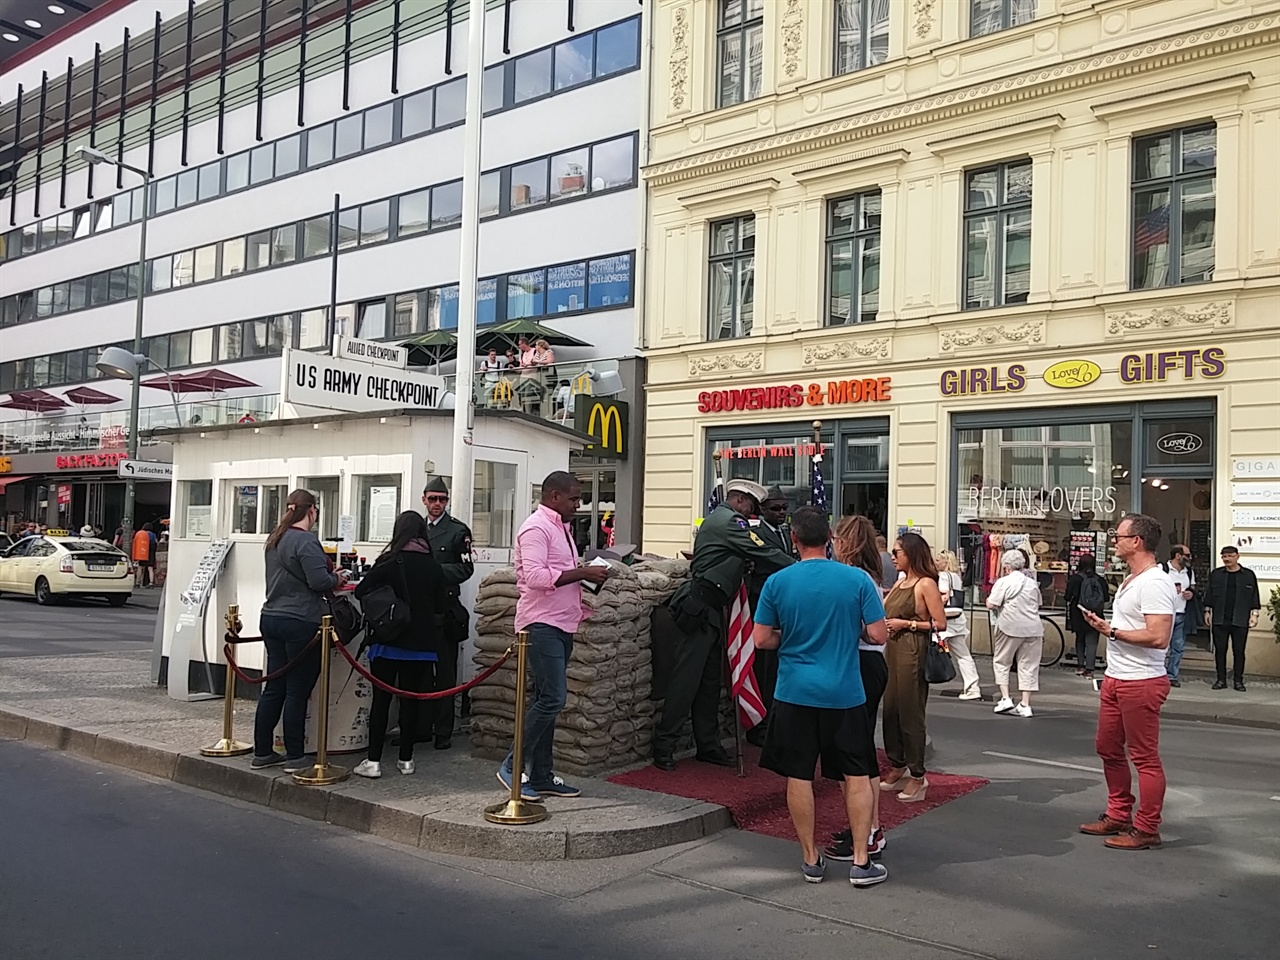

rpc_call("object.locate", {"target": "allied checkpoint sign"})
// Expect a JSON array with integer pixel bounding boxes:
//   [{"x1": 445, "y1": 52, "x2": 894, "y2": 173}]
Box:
[{"x1": 281, "y1": 347, "x2": 447, "y2": 414}]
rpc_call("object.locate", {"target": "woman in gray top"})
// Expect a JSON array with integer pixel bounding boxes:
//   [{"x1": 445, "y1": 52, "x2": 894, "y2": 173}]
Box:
[{"x1": 251, "y1": 489, "x2": 349, "y2": 769}]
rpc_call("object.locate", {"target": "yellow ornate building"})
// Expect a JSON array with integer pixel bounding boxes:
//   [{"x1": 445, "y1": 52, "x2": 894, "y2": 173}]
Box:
[{"x1": 639, "y1": 0, "x2": 1280, "y2": 673}]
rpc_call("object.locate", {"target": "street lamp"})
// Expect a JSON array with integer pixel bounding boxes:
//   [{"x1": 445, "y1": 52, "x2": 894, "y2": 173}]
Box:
[
  {"x1": 77, "y1": 144, "x2": 150, "y2": 555},
  {"x1": 96, "y1": 346, "x2": 184, "y2": 428}
]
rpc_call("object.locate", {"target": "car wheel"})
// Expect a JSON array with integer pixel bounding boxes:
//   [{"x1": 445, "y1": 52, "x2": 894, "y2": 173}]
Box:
[
  {"x1": 35, "y1": 578, "x2": 58, "y2": 606},
  {"x1": 107, "y1": 594, "x2": 130, "y2": 608}
]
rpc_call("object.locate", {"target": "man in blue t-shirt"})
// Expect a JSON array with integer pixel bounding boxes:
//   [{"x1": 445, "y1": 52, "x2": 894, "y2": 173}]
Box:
[{"x1": 753, "y1": 506, "x2": 888, "y2": 888}]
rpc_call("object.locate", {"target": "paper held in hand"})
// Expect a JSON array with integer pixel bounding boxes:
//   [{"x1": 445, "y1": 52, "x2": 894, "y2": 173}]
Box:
[{"x1": 583, "y1": 556, "x2": 611, "y2": 595}]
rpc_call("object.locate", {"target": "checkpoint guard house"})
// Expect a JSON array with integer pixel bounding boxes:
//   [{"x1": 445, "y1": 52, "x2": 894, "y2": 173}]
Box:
[{"x1": 156, "y1": 338, "x2": 592, "y2": 697}]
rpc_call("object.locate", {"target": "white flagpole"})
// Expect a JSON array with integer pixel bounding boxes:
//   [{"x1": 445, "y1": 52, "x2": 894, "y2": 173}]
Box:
[{"x1": 449, "y1": 0, "x2": 487, "y2": 528}]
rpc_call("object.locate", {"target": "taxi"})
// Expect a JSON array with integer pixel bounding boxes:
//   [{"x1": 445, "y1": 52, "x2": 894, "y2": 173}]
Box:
[{"x1": 0, "y1": 533, "x2": 132, "y2": 606}]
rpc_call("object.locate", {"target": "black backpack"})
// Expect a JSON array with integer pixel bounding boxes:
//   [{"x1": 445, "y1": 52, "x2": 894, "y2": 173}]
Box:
[
  {"x1": 361, "y1": 558, "x2": 412, "y2": 646},
  {"x1": 1079, "y1": 573, "x2": 1107, "y2": 614}
]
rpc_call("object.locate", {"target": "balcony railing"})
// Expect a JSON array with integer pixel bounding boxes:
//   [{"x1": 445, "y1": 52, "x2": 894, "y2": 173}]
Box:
[
  {"x1": 0, "y1": 394, "x2": 279, "y2": 454},
  {"x1": 444, "y1": 358, "x2": 624, "y2": 423}
]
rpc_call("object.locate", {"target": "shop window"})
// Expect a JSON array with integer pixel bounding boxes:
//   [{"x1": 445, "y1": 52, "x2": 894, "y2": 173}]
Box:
[
  {"x1": 179, "y1": 480, "x2": 213, "y2": 539},
  {"x1": 554, "y1": 34, "x2": 593, "y2": 90},
  {"x1": 358, "y1": 474, "x2": 401, "y2": 542},
  {"x1": 473, "y1": 460, "x2": 518, "y2": 548},
  {"x1": 590, "y1": 136, "x2": 635, "y2": 192},
  {"x1": 708, "y1": 215, "x2": 756, "y2": 340},
  {"x1": 834, "y1": 0, "x2": 890, "y2": 76},
  {"x1": 1145, "y1": 418, "x2": 1214, "y2": 469},
  {"x1": 826, "y1": 191, "x2": 881, "y2": 325},
  {"x1": 1132, "y1": 125, "x2": 1216, "y2": 289},
  {"x1": 971, "y1": 0, "x2": 1035, "y2": 37},
  {"x1": 298, "y1": 476, "x2": 340, "y2": 541},
  {"x1": 964, "y1": 160, "x2": 1031, "y2": 309},
  {"x1": 717, "y1": 0, "x2": 764, "y2": 108},
  {"x1": 550, "y1": 149, "x2": 588, "y2": 202}
]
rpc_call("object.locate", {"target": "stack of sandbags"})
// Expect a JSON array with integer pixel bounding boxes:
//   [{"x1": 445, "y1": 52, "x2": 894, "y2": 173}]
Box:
[{"x1": 468, "y1": 557, "x2": 688, "y2": 775}]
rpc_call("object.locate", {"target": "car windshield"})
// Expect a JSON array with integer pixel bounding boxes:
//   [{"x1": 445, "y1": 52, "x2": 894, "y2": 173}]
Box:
[{"x1": 63, "y1": 540, "x2": 122, "y2": 554}]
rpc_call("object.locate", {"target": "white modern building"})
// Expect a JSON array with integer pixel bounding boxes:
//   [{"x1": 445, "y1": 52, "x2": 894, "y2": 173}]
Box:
[{"x1": 0, "y1": 0, "x2": 646, "y2": 542}]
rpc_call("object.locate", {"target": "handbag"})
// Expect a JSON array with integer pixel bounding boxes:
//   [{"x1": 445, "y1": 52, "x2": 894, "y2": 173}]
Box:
[
  {"x1": 924, "y1": 630, "x2": 957, "y2": 685},
  {"x1": 281, "y1": 556, "x2": 361, "y2": 646},
  {"x1": 360, "y1": 558, "x2": 412, "y2": 646}
]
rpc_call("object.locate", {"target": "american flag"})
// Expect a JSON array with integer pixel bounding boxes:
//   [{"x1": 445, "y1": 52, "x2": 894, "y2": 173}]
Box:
[
  {"x1": 1134, "y1": 202, "x2": 1170, "y2": 255},
  {"x1": 707, "y1": 463, "x2": 766, "y2": 730},
  {"x1": 812, "y1": 443, "x2": 833, "y2": 558}
]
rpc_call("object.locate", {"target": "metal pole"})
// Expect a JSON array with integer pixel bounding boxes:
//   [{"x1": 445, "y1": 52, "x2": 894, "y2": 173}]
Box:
[
  {"x1": 294, "y1": 616, "x2": 348, "y2": 785},
  {"x1": 201, "y1": 604, "x2": 251, "y2": 756},
  {"x1": 484, "y1": 632, "x2": 547, "y2": 824},
  {"x1": 122, "y1": 170, "x2": 150, "y2": 562},
  {"x1": 449, "y1": 0, "x2": 486, "y2": 530}
]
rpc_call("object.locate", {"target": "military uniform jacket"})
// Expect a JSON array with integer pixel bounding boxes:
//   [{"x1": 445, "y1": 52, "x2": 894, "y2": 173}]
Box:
[
  {"x1": 747, "y1": 520, "x2": 792, "y2": 607},
  {"x1": 688, "y1": 504, "x2": 794, "y2": 608},
  {"x1": 427, "y1": 514, "x2": 474, "y2": 632}
]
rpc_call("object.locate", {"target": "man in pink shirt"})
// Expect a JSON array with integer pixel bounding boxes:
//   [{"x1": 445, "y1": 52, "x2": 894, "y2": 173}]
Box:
[{"x1": 497, "y1": 471, "x2": 609, "y2": 801}]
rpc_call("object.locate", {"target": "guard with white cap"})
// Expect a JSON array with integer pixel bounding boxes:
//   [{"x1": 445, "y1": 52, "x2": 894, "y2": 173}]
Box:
[{"x1": 653, "y1": 478, "x2": 795, "y2": 771}]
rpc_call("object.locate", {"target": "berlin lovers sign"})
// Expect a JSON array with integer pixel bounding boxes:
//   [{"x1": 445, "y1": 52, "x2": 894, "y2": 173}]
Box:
[{"x1": 281, "y1": 346, "x2": 447, "y2": 414}]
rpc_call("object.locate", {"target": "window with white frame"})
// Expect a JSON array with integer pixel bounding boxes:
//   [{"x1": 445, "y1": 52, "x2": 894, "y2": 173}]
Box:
[
  {"x1": 826, "y1": 191, "x2": 881, "y2": 326},
  {"x1": 357, "y1": 474, "x2": 401, "y2": 542},
  {"x1": 717, "y1": 0, "x2": 764, "y2": 108},
  {"x1": 228, "y1": 481, "x2": 289, "y2": 535},
  {"x1": 834, "y1": 0, "x2": 890, "y2": 76},
  {"x1": 970, "y1": 0, "x2": 1035, "y2": 37},
  {"x1": 178, "y1": 480, "x2": 213, "y2": 539},
  {"x1": 708, "y1": 215, "x2": 756, "y2": 340},
  {"x1": 1131, "y1": 125, "x2": 1216, "y2": 289},
  {"x1": 298, "y1": 476, "x2": 340, "y2": 541},
  {"x1": 963, "y1": 160, "x2": 1032, "y2": 309},
  {"x1": 473, "y1": 460, "x2": 519, "y2": 548}
]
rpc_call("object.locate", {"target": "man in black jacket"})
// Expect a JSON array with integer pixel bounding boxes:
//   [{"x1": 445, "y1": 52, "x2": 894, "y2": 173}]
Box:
[
  {"x1": 1203, "y1": 546, "x2": 1260, "y2": 691},
  {"x1": 421, "y1": 476, "x2": 475, "y2": 748}
]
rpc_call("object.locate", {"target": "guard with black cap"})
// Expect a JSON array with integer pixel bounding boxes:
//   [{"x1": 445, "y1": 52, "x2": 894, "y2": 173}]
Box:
[
  {"x1": 653, "y1": 479, "x2": 795, "y2": 771},
  {"x1": 420, "y1": 476, "x2": 475, "y2": 749},
  {"x1": 745, "y1": 485, "x2": 794, "y2": 746}
]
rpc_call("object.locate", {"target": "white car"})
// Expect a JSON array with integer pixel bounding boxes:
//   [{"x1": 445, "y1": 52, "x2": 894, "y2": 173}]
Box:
[{"x1": 0, "y1": 535, "x2": 133, "y2": 606}]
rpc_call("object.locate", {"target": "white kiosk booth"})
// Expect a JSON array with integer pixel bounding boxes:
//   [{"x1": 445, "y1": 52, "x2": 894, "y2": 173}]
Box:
[{"x1": 156, "y1": 341, "x2": 591, "y2": 744}]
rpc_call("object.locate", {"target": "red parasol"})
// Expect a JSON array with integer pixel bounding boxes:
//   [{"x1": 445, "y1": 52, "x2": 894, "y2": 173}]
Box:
[
  {"x1": 141, "y1": 368, "x2": 258, "y2": 395},
  {"x1": 1, "y1": 389, "x2": 71, "y2": 413},
  {"x1": 63, "y1": 386, "x2": 120, "y2": 405}
]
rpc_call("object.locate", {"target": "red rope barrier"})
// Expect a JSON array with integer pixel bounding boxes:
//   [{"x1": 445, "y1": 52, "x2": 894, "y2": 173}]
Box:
[
  {"x1": 222, "y1": 631, "x2": 321, "y2": 685},
  {"x1": 331, "y1": 635, "x2": 513, "y2": 699}
]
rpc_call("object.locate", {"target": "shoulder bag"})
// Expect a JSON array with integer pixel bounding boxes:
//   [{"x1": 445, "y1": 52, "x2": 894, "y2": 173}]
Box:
[
  {"x1": 924, "y1": 626, "x2": 957, "y2": 685},
  {"x1": 281, "y1": 555, "x2": 361, "y2": 646},
  {"x1": 361, "y1": 558, "x2": 413, "y2": 647}
]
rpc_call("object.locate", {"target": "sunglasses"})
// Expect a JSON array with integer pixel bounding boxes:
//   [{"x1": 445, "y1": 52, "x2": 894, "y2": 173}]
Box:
[
  {"x1": 891, "y1": 548, "x2": 902, "y2": 557},
  {"x1": 425, "y1": 495, "x2": 449, "y2": 504}
]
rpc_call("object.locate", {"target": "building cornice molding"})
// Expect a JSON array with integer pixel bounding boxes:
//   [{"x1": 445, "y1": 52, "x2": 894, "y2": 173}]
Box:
[
  {"x1": 791, "y1": 146, "x2": 910, "y2": 184},
  {"x1": 1090, "y1": 69, "x2": 1253, "y2": 120},
  {"x1": 926, "y1": 111, "x2": 1065, "y2": 156},
  {"x1": 675, "y1": 176, "x2": 781, "y2": 211},
  {"x1": 645, "y1": 15, "x2": 1279, "y2": 187}
]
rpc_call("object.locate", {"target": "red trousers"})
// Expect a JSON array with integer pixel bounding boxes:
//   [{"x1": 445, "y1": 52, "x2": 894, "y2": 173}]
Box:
[{"x1": 1095, "y1": 675, "x2": 1170, "y2": 834}]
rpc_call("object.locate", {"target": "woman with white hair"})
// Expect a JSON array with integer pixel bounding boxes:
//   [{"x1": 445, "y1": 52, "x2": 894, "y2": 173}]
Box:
[
  {"x1": 936, "y1": 550, "x2": 981, "y2": 701},
  {"x1": 985, "y1": 548, "x2": 1042, "y2": 717}
]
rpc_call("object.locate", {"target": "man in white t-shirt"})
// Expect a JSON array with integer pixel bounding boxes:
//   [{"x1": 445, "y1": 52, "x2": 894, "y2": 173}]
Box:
[
  {"x1": 1079, "y1": 514, "x2": 1175, "y2": 851},
  {"x1": 1163, "y1": 545, "x2": 1195, "y2": 687}
]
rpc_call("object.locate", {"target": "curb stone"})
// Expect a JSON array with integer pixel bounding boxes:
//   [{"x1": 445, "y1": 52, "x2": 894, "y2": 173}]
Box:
[{"x1": 0, "y1": 704, "x2": 731, "y2": 860}]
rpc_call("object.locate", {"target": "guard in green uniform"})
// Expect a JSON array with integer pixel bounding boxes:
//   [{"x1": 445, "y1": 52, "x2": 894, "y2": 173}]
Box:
[
  {"x1": 421, "y1": 476, "x2": 474, "y2": 750},
  {"x1": 653, "y1": 479, "x2": 795, "y2": 771},
  {"x1": 745, "y1": 486, "x2": 794, "y2": 746}
]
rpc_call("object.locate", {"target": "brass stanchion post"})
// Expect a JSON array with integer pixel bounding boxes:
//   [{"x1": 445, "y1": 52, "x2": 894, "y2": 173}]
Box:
[
  {"x1": 484, "y1": 631, "x2": 548, "y2": 824},
  {"x1": 293, "y1": 615, "x2": 349, "y2": 786},
  {"x1": 201, "y1": 604, "x2": 252, "y2": 757}
]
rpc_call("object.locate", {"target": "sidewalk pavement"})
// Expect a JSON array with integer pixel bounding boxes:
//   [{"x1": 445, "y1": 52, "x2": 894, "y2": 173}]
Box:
[
  {"x1": 0, "y1": 652, "x2": 727, "y2": 861},
  {"x1": 944, "y1": 655, "x2": 1280, "y2": 729}
]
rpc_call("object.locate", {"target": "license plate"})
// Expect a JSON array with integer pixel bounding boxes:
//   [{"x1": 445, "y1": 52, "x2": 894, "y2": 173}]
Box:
[{"x1": 88, "y1": 564, "x2": 115, "y2": 572}]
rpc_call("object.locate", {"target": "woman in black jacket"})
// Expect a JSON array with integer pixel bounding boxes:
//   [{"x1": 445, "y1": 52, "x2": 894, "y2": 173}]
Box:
[
  {"x1": 1064, "y1": 553, "x2": 1105, "y2": 679},
  {"x1": 352, "y1": 511, "x2": 450, "y2": 778}
]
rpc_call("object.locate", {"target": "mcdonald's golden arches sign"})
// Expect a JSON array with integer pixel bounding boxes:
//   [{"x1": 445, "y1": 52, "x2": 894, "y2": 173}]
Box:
[{"x1": 575, "y1": 397, "x2": 629, "y2": 460}]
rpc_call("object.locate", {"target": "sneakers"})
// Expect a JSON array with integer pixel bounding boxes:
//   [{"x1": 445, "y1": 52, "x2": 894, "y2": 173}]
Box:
[
  {"x1": 802, "y1": 856, "x2": 826, "y2": 883},
  {"x1": 1168, "y1": 678, "x2": 1181, "y2": 687},
  {"x1": 1234, "y1": 681, "x2": 1247, "y2": 692},
  {"x1": 495, "y1": 766, "x2": 543, "y2": 803},
  {"x1": 958, "y1": 687, "x2": 982, "y2": 701},
  {"x1": 1104, "y1": 828, "x2": 1162, "y2": 850},
  {"x1": 1012, "y1": 703, "x2": 1033, "y2": 718},
  {"x1": 1212, "y1": 679, "x2": 1227, "y2": 690},
  {"x1": 250, "y1": 753, "x2": 286, "y2": 769},
  {"x1": 282, "y1": 756, "x2": 311, "y2": 774},
  {"x1": 530, "y1": 775, "x2": 581, "y2": 798},
  {"x1": 353, "y1": 759, "x2": 382, "y2": 779},
  {"x1": 823, "y1": 827, "x2": 886, "y2": 862},
  {"x1": 396, "y1": 759, "x2": 415, "y2": 775},
  {"x1": 1079, "y1": 814, "x2": 1131, "y2": 836},
  {"x1": 849, "y1": 861, "x2": 888, "y2": 887},
  {"x1": 993, "y1": 697, "x2": 1015, "y2": 714}
]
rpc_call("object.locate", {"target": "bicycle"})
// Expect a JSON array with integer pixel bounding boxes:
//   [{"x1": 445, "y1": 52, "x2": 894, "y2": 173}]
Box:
[{"x1": 984, "y1": 609, "x2": 1066, "y2": 667}]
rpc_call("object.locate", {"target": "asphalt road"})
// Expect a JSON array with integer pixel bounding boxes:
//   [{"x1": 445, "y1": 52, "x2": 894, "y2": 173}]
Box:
[
  {"x1": 0, "y1": 590, "x2": 158, "y2": 658},
  {"x1": 3, "y1": 692, "x2": 1278, "y2": 960}
]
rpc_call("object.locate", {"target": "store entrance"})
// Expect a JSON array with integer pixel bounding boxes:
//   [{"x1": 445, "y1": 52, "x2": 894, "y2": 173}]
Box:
[{"x1": 840, "y1": 482, "x2": 890, "y2": 535}]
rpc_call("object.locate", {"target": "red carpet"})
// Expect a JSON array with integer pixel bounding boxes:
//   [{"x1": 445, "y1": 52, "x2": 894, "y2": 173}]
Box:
[{"x1": 608, "y1": 747, "x2": 987, "y2": 842}]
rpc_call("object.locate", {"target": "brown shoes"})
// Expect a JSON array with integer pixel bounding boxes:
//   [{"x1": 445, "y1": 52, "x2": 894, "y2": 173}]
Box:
[
  {"x1": 1104, "y1": 828, "x2": 1162, "y2": 850},
  {"x1": 1079, "y1": 814, "x2": 1131, "y2": 836}
]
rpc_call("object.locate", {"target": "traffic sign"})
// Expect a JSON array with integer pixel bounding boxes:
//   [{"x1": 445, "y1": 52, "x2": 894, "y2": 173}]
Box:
[{"x1": 117, "y1": 459, "x2": 174, "y2": 480}]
